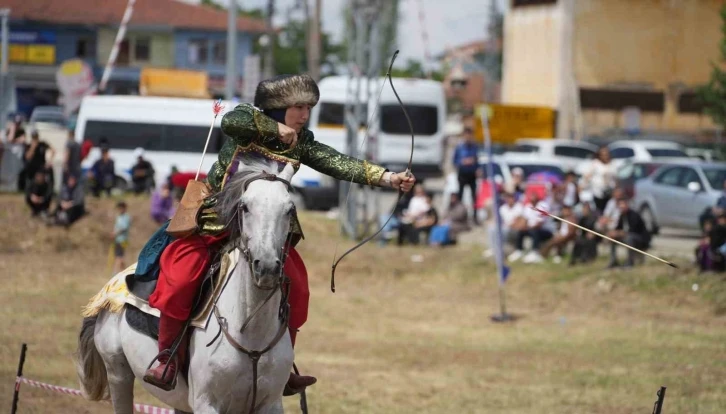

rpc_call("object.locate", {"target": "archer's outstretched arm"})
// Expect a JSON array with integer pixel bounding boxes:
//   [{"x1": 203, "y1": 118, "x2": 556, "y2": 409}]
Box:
[{"x1": 297, "y1": 130, "x2": 387, "y2": 186}]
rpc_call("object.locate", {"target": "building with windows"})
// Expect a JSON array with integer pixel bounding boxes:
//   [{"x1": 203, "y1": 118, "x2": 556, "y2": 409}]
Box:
[
  {"x1": 3, "y1": 0, "x2": 265, "y2": 116},
  {"x1": 502, "y1": 0, "x2": 722, "y2": 142}
]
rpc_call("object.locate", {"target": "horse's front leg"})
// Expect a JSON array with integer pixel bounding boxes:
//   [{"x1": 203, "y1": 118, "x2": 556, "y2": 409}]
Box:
[{"x1": 259, "y1": 399, "x2": 284, "y2": 414}]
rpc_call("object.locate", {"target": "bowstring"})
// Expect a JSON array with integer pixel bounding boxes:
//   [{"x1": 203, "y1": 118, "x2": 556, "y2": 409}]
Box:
[{"x1": 330, "y1": 68, "x2": 390, "y2": 268}]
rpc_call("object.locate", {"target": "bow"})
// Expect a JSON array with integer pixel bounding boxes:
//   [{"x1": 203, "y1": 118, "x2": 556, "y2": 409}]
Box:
[{"x1": 330, "y1": 50, "x2": 415, "y2": 292}]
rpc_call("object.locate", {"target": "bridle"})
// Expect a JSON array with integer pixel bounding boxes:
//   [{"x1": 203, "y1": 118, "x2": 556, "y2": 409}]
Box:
[{"x1": 206, "y1": 171, "x2": 295, "y2": 414}]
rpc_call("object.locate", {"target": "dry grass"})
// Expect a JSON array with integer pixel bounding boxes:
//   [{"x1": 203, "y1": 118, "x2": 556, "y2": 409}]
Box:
[{"x1": 0, "y1": 194, "x2": 725, "y2": 413}]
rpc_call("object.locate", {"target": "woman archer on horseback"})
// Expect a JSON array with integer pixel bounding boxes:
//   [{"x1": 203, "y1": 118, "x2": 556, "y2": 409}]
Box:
[{"x1": 142, "y1": 74, "x2": 416, "y2": 393}]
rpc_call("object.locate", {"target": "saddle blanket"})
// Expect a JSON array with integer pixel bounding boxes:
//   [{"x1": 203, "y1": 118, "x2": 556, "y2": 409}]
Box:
[{"x1": 81, "y1": 249, "x2": 239, "y2": 330}]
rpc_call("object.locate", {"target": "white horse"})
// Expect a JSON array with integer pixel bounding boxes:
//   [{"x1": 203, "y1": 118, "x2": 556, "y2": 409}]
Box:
[{"x1": 76, "y1": 161, "x2": 297, "y2": 414}]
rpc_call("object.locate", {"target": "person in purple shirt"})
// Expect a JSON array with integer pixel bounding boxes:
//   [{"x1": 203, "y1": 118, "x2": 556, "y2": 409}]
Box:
[
  {"x1": 150, "y1": 183, "x2": 176, "y2": 224},
  {"x1": 452, "y1": 127, "x2": 481, "y2": 224}
]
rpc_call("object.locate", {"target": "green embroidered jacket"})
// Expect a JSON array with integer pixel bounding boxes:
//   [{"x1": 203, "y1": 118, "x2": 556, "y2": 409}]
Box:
[
  {"x1": 207, "y1": 103, "x2": 387, "y2": 192},
  {"x1": 201, "y1": 103, "x2": 388, "y2": 241}
]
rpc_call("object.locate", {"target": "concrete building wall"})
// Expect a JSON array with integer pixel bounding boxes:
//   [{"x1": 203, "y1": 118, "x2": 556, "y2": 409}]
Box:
[
  {"x1": 501, "y1": 2, "x2": 564, "y2": 108},
  {"x1": 502, "y1": 0, "x2": 723, "y2": 139}
]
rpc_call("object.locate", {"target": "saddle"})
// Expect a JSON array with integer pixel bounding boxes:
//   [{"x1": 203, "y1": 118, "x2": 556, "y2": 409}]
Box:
[{"x1": 124, "y1": 248, "x2": 236, "y2": 340}]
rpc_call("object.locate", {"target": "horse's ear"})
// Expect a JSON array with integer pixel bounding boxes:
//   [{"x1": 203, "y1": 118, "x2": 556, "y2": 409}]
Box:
[{"x1": 279, "y1": 163, "x2": 295, "y2": 181}]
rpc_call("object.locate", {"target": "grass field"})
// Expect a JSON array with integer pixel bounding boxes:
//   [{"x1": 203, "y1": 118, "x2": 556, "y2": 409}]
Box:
[{"x1": 1, "y1": 194, "x2": 725, "y2": 413}]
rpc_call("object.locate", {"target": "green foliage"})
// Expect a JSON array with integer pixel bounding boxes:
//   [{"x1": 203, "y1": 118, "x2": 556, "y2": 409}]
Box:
[{"x1": 697, "y1": 4, "x2": 726, "y2": 128}]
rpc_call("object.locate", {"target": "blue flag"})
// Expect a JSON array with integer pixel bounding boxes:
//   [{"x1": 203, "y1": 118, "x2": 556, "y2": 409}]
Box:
[{"x1": 482, "y1": 108, "x2": 509, "y2": 285}]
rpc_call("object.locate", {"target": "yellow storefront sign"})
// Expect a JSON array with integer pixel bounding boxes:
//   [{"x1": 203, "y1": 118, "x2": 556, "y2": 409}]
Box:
[
  {"x1": 140, "y1": 68, "x2": 210, "y2": 99},
  {"x1": 9, "y1": 44, "x2": 56, "y2": 65},
  {"x1": 474, "y1": 104, "x2": 556, "y2": 145}
]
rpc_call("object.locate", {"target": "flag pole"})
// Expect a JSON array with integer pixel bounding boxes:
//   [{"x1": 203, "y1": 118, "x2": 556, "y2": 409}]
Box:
[{"x1": 479, "y1": 106, "x2": 512, "y2": 322}]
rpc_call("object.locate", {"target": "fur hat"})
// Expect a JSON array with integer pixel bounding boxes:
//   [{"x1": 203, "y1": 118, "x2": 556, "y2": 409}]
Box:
[{"x1": 254, "y1": 74, "x2": 320, "y2": 110}]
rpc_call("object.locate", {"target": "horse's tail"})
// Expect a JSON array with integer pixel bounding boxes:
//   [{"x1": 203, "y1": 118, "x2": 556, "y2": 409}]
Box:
[{"x1": 74, "y1": 316, "x2": 108, "y2": 401}]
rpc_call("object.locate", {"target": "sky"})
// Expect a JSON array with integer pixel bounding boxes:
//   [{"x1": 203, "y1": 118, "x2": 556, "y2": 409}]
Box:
[{"x1": 190, "y1": 0, "x2": 506, "y2": 65}]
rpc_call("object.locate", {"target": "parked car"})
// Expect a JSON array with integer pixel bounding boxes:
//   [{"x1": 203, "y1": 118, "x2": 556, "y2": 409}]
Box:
[
  {"x1": 686, "y1": 148, "x2": 718, "y2": 162},
  {"x1": 29, "y1": 106, "x2": 67, "y2": 130},
  {"x1": 632, "y1": 161, "x2": 726, "y2": 233},
  {"x1": 607, "y1": 140, "x2": 690, "y2": 167},
  {"x1": 506, "y1": 138, "x2": 598, "y2": 173},
  {"x1": 615, "y1": 160, "x2": 675, "y2": 200}
]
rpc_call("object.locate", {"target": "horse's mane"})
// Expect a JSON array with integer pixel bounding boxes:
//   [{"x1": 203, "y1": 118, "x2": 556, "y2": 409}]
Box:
[{"x1": 215, "y1": 158, "x2": 286, "y2": 231}]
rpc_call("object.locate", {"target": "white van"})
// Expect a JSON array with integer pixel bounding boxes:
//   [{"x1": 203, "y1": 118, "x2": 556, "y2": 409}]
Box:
[
  {"x1": 74, "y1": 95, "x2": 325, "y2": 202},
  {"x1": 311, "y1": 76, "x2": 446, "y2": 176}
]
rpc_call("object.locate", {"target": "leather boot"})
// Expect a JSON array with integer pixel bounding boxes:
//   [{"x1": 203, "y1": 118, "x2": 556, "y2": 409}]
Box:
[
  {"x1": 284, "y1": 372, "x2": 317, "y2": 396},
  {"x1": 143, "y1": 315, "x2": 187, "y2": 391}
]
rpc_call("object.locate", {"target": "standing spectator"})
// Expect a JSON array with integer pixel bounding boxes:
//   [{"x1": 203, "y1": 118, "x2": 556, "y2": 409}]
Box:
[
  {"x1": 131, "y1": 147, "x2": 155, "y2": 194},
  {"x1": 429, "y1": 193, "x2": 470, "y2": 246},
  {"x1": 484, "y1": 191, "x2": 524, "y2": 258},
  {"x1": 21, "y1": 130, "x2": 54, "y2": 192},
  {"x1": 509, "y1": 192, "x2": 554, "y2": 263},
  {"x1": 607, "y1": 198, "x2": 651, "y2": 268},
  {"x1": 150, "y1": 183, "x2": 176, "y2": 224},
  {"x1": 88, "y1": 148, "x2": 116, "y2": 197},
  {"x1": 581, "y1": 146, "x2": 617, "y2": 212},
  {"x1": 540, "y1": 205, "x2": 577, "y2": 263},
  {"x1": 112, "y1": 201, "x2": 132, "y2": 274},
  {"x1": 64, "y1": 128, "x2": 82, "y2": 181},
  {"x1": 52, "y1": 174, "x2": 85, "y2": 227},
  {"x1": 25, "y1": 171, "x2": 53, "y2": 217},
  {"x1": 6, "y1": 115, "x2": 26, "y2": 144},
  {"x1": 570, "y1": 201, "x2": 600, "y2": 265},
  {"x1": 452, "y1": 127, "x2": 480, "y2": 224}
]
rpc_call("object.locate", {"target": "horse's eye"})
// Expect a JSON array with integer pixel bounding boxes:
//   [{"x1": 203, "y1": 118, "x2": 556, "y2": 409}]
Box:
[{"x1": 241, "y1": 204, "x2": 250, "y2": 214}]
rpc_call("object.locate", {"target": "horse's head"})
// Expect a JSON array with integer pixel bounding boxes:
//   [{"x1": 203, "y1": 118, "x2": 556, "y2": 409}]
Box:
[{"x1": 218, "y1": 161, "x2": 296, "y2": 289}]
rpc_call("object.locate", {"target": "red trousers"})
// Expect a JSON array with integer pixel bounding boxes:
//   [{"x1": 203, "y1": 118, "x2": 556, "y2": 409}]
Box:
[{"x1": 149, "y1": 234, "x2": 310, "y2": 345}]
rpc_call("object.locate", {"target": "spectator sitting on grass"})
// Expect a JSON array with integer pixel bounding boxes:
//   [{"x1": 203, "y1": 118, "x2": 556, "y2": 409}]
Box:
[
  {"x1": 429, "y1": 193, "x2": 470, "y2": 246},
  {"x1": 508, "y1": 192, "x2": 554, "y2": 264},
  {"x1": 570, "y1": 201, "x2": 600, "y2": 266},
  {"x1": 563, "y1": 171, "x2": 579, "y2": 207},
  {"x1": 52, "y1": 174, "x2": 85, "y2": 227},
  {"x1": 88, "y1": 147, "x2": 116, "y2": 197},
  {"x1": 150, "y1": 183, "x2": 176, "y2": 224},
  {"x1": 25, "y1": 171, "x2": 53, "y2": 217},
  {"x1": 597, "y1": 187, "x2": 625, "y2": 232},
  {"x1": 131, "y1": 147, "x2": 155, "y2": 194},
  {"x1": 399, "y1": 191, "x2": 438, "y2": 245},
  {"x1": 539, "y1": 204, "x2": 577, "y2": 263},
  {"x1": 606, "y1": 198, "x2": 651, "y2": 268},
  {"x1": 483, "y1": 191, "x2": 523, "y2": 258}
]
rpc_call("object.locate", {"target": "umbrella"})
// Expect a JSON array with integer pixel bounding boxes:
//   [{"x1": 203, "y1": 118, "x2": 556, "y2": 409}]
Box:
[{"x1": 526, "y1": 171, "x2": 563, "y2": 185}]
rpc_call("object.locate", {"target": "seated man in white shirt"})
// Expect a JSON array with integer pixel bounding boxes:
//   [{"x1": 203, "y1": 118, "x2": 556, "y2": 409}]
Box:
[
  {"x1": 596, "y1": 187, "x2": 624, "y2": 232},
  {"x1": 484, "y1": 192, "x2": 524, "y2": 257},
  {"x1": 508, "y1": 192, "x2": 555, "y2": 263}
]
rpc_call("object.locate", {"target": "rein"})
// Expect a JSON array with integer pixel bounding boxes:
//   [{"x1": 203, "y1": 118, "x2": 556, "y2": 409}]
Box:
[{"x1": 206, "y1": 172, "x2": 294, "y2": 414}]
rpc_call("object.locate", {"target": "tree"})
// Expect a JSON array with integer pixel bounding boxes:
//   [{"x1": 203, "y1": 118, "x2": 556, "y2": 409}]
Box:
[{"x1": 698, "y1": 4, "x2": 726, "y2": 128}]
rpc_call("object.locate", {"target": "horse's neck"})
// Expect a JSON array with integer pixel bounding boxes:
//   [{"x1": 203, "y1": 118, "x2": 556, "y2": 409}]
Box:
[{"x1": 217, "y1": 256, "x2": 281, "y2": 344}]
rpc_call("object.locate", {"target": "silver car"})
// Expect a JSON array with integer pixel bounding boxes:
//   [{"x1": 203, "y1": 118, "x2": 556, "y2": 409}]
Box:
[{"x1": 633, "y1": 161, "x2": 726, "y2": 232}]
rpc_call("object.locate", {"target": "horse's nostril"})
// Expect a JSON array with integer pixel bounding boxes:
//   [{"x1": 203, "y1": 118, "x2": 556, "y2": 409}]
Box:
[{"x1": 253, "y1": 259, "x2": 261, "y2": 269}]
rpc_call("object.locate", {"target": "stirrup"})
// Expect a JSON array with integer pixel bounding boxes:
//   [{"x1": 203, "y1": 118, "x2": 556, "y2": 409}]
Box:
[{"x1": 142, "y1": 350, "x2": 178, "y2": 391}]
